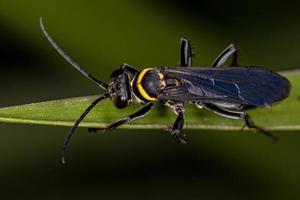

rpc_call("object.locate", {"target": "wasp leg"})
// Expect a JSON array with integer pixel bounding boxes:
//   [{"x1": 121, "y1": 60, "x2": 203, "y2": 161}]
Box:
[
  {"x1": 180, "y1": 37, "x2": 193, "y2": 67},
  {"x1": 120, "y1": 63, "x2": 139, "y2": 76},
  {"x1": 197, "y1": 102, "x2": 278, "y2": 141},
  {"x1": 176, "y1": 37, "x2": 193, "y2": 119},
  {"x1": 211, "y1": 44, "x2": 239, "y2": 68},
  {"x1": 165, "y1": 104, "x2": 188, "y2": 144},
  {"x1": 244, "y1": 114, "x2": 278, "y2": 142},
  {"x1": 89, "y1": 102, "x2": 155, "y2": 133},
  {"x1": 200, "y1": 102, "x2": 243, "y2": 119}
]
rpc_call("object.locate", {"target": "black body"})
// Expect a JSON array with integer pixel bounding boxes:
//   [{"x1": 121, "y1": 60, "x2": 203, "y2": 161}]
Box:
[{"x1": 40, "y1": 18, "x2": 291, "y2": 163}]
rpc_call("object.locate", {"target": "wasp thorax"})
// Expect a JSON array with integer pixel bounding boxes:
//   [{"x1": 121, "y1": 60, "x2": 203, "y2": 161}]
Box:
[
  {"x1": 140, "y1": 70, "x2": 166, "y2": 98},
  {"x1": 108, "y1": 69, "x2": 131, "y2": 109}
]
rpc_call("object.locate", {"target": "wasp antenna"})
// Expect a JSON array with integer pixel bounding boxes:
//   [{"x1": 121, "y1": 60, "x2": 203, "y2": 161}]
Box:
[
  {"x1": 61, "y1": 93, "x2": 109, "y2": 164},
  {"x1": 39, "y1": 17, "x2": 108, "y2": 90}
]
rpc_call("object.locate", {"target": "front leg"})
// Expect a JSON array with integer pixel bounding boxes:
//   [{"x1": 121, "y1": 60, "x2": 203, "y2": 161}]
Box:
[
  {"x1": 165, "y1": 103, "x2": 188, "y2": 144},
  {"x1": 120, "y1": 63, "x2": 139, "y2": 76},
  {"x1": 89, "y1": 102, "x2": 155, "y2": 133}
]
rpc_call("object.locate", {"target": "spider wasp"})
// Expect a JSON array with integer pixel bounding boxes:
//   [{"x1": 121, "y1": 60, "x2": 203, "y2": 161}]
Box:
[{"x1": 40, "y1": 18, "x2": 291, "y2": 163}]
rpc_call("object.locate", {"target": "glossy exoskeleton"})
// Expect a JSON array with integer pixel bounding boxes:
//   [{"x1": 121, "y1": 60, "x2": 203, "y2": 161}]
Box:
[{"x1": 40, "y1": 18, "x2": 291, "y2": 164}]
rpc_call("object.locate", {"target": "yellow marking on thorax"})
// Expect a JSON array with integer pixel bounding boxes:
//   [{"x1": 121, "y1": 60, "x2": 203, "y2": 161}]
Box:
[{"x1": 136, "y1": 68, "x2": 157, "y2": 101}]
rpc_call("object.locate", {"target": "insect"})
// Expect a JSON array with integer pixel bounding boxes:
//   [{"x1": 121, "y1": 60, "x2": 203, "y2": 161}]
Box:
[{"x1": 40, "y1": 18, "x2": 291, "y2": 163}]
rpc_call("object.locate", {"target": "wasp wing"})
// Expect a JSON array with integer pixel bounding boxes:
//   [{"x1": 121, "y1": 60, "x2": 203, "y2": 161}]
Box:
[{"x1": 159, "y1": 67, "x2": 290, "y2": 107}]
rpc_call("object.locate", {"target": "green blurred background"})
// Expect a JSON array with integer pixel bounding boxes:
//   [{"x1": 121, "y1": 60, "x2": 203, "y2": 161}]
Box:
[{"x1": 0, "y1": 0, "x2": 300, "y2": 199}]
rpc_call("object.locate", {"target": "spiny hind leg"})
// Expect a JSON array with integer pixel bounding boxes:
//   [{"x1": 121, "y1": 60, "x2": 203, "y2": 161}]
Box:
[
  {"x1": 243, "y1": 114, "x2": 278, "y2": 142},
  {"x1": 211, "y1": 44, "x2": 240, "y2": 67},
  {"x1": 194, "y1": 102, "x2": 278, "y2": 141}
]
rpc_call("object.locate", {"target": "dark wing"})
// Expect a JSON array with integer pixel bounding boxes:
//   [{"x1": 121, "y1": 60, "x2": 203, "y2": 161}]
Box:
[{"x1": 159, "y1": 67, "x2": 291, "y2": 107}]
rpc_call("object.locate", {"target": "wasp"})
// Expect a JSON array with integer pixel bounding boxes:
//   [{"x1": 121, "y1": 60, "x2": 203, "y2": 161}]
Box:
[{"x1": 40, "y1": 18, "x2": 291, "y2": 163}]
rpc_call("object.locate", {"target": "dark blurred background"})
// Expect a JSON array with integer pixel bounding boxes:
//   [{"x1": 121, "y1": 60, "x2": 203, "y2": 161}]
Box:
[{"x1": 0, "y1": 0, "x2": 300, "y2": 199}]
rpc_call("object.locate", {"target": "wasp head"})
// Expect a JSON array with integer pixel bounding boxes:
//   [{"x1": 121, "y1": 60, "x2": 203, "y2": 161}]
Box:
[{"x1": 108, "y1": 69, "x2": 132, "y2": 109}]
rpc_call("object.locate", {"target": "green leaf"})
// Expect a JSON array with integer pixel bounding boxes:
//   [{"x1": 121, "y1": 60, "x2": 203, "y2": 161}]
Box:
[{"x1": 0, "y1": 71, "x2": 299, "y2": 130}]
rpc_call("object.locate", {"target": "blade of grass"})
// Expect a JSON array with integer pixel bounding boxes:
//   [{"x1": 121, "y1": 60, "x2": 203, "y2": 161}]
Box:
[{"x1": 0, "y1": 71, "x2": 299, "y2": 130}]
